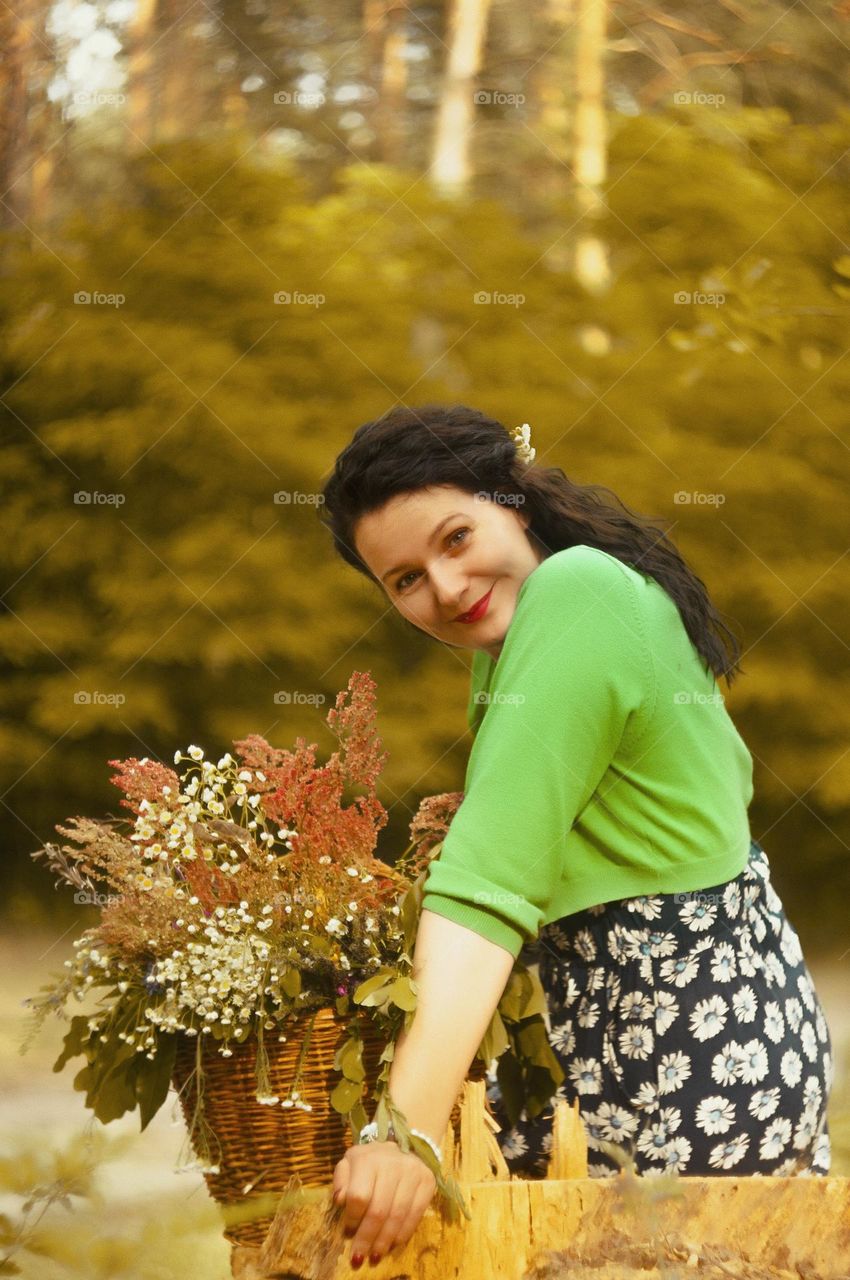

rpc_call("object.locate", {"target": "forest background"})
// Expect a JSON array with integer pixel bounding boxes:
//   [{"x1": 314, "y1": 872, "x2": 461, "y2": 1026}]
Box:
[{"x1": 2, "y1": 0, "x2": 849, "y2": 948}]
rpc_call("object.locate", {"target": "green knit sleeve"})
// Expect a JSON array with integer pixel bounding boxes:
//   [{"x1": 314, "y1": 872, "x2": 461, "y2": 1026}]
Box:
[{"x1": 421, "y1": 547, "x2": 651, "y2": 958}]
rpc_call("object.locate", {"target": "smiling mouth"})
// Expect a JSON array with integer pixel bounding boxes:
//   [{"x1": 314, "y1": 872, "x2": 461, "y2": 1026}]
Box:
[{"x1": 454, "y1": 585, "x2": 494, "y2": 623}]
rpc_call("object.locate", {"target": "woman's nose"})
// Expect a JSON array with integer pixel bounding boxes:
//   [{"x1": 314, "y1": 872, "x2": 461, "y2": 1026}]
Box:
[{"x1": 429, "y1": 567, "x2": 466, "y2": 616}]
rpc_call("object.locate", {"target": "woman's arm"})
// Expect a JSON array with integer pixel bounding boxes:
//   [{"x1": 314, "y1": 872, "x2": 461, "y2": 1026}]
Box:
[
  {"x1": 387, "y1": 905, "x2": 516, "y2": 1145},
  {"x1": 333, "y1": 907, "x2": 516, "y2": 1265}
]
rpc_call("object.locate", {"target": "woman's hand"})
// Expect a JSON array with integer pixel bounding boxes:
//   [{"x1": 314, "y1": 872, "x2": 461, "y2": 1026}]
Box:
[{"x1": 332, "y1": 1140, "x2": 437, "y2": 1266}]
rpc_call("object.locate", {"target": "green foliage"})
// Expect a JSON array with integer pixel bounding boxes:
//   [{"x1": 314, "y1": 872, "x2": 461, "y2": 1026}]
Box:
[{"x1": 2, "y1": 108, "x2": 849, "y2": 942}]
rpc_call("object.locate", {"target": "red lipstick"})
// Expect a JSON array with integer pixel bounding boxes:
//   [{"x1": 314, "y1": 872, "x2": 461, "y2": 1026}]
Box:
[{"x1": 455, "y1": 586, "x2": 493, "y2": 624}]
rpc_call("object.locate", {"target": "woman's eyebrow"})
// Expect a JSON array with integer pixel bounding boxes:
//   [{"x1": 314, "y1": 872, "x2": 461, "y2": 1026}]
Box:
[{"x1": 381, "y1": 512, "x2": 467, "y2": 583}]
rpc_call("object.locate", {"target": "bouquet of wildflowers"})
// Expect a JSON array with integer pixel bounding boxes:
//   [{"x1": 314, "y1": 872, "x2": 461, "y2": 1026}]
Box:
[{"x1": 23, "y1": 671, "x2": 563, "y2": 1221}]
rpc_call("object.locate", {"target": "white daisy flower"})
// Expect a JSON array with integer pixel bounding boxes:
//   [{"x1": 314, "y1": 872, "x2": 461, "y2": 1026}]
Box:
[
  {"x1": 793, "y1": 1112, "x2": 818, "y2": 1151},
  {"x1": 587, "y1": 966, "x2": 606, "y2": 994},
  {"x1": 779, "y1": 922, "x2": 803, "y2": 967},
  {"x1": 679, "y1": 898, "x2": 717, "y2": 931},
  {"x1": 763, "y1": 952, "x2": 786, "y2": 988},
  {"x1": 732, "y1": 985, "x2": 758, "y2": 1023},
  {"x1": 748, "y1": 1087, "x2": 780, "y2": 1121},
  {"x1": 811, "y1": 1132, "x2": 831, "y2": 1172},
  {"x1": 784, "y1": 996, "x2": 803, "y2": 1033},
  {"x1": 802, "y1": 1075, "x2": 823, "y2": 1113},
  {"x1": 618, "y1": 1025, "x2": 654, "y2": 1061},
  {"x1": 710, "y1": 942, "x2": 737, "y2": 983},
  {"x1": 636, "y1": 1109, "x2": 680, "y2": 1160},
  {"x1": 722, "y1": 881, "x2": 741, "y2": 918},
  {"x1": 759, "y1": 1117, "x2": 792, "y2": 1161},
  {"x1": 797, "y1": 974, "x2": 816, "y2": 1012},
  {"x1": 763, "y1": 1000, "x2": 785, "y2": 1044},
  {"x1": 815, "y1": 1007, "x2": 829, "y2": 1044},
  {"x1": 662, "y1": 1135, "x2": 692, "y2": 1170},
  {"x1": 708, "y1": 1133, "x2": 750, "y2": 1171},
  {"x1": 549, "y1": 1021, "x2": 576, "y2": 1055},
  {"x1": 659, "y1": 953, "x2": 700, "y2": 988},
  {"x1": 631, "y1": 1080, "x2": 660, "y2": 1113},
  {"x1": 689, "y1": 995, "x2": 728, "y2": 1042},
  {"x1": 653, "y1": 990, "x2": 679, "y2": 1035},
  {"x1": 657, "y1": 1050, "x2": 692, "y2": 1095},
  {"x1": 780, "y1": 1048, "x2": 803, "y2": 1089},
  {"x1": 573, "y1": 928, "x2": 597, "y2": 961},
  {"x1": 623, "y1": 894, "x2": 664, "y2": 920},
  {"x1": 739, "y1": 1038, "x2": 769, "y2": 1085},
  {"x1": 576, "y1": 998, "x2": 600, "y2": 1029},
  {"x1": 752, "y1": 913, "x2": 767, "y2": 943},
  {"x1": 560, "y1": 975, "x2": 581, "y2": 1007},
  {"x1": 695, "y1": 1095, "x2": 736, "y2": 1135},
  {"x1": 711, "y1": 1041, "x2": 745, "y2": 1088},
  {"x1": 800, "y1": 1021, "x2": 818, "y2": 1062},
  {"x1": 500, "y1": 1129, "x2": 529, "y2": 1160},
  {"x1": 595, "y1": 1101, "x2": 639, "y2": 1142},
  {"x1": 620, "y1": 990, "x2": 652, "y2": 1021},
  {"x1": 568, "y1": 1057, "x2": 602, "y2": 1095}
]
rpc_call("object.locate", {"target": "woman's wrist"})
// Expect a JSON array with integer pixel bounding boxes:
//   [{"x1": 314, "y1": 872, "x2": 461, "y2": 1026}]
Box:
[{"x1": 358, "y1": 1119, "x2": 443, "y2": 1164}]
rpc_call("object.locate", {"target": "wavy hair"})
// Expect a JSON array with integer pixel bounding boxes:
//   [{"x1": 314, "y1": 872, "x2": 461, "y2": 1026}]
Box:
[{"x1": 319, "y1": 404, "x2": 742, "y2": 686}]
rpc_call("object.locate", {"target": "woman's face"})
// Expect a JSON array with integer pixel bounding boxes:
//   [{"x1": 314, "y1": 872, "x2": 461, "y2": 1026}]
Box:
[{"x1": 353, "y1": 485, "x2": 547, "y2": 661}]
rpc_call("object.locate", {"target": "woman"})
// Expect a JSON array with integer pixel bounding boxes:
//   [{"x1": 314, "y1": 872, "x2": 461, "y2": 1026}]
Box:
[{"x1": 318, "y1": 404, "x2": 832, "y2": 1267}]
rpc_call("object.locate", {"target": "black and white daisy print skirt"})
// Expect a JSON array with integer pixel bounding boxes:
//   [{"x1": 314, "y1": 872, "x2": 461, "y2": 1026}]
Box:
[{"x1": 485, "y1": 839, "x2": 832, "y2": 1178}]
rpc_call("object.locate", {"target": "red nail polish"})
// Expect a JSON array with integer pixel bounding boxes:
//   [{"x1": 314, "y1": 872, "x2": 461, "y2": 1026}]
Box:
[
  {"x1": 369, "y1": 1253, "x2": 381, "y2": 1265},
  {"x1": 351, "y1": 1255, "x2": 364, "y2": 1269}
]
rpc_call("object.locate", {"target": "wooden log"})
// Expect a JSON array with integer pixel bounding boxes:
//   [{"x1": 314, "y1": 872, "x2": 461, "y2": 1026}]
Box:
[{"x1": 230, "y1": 1082, "x2": 850, "y2": 1278}]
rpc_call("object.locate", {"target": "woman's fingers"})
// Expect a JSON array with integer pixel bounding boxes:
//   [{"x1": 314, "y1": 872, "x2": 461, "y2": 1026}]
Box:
[
  {"x1": 353, "y1": 1168, "x2": 416, "y2": 1261},
  {"x1": 386, "y1": 1172, "x2": 437, "y2": 1254}
]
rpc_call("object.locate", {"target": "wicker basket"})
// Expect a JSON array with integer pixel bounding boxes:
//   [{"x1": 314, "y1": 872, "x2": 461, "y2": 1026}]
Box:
[{"x1": 172, "y1": 1007, "x2": 485, "y2": 1248}]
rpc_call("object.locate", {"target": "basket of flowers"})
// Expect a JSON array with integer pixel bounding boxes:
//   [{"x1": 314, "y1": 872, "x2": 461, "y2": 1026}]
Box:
[{"x1": 22, "y1": 672, "x2": 563, "y2": 1249}]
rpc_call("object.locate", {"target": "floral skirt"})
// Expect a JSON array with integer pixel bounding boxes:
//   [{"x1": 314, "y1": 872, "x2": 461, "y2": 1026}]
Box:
[{"x1": 485, "y1": 839, "x2": 832, "y2": 1177}]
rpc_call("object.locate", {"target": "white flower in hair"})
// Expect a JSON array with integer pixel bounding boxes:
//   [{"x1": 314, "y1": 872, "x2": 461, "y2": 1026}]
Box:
[{"x1": 512, "y1": 422, "x2": 536, "y2": 465}]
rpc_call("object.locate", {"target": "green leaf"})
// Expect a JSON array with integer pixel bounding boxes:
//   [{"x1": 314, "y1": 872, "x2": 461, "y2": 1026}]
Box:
[
  {"x1": 137, "y1": 1034, "x2": 177, "y2": 1130},
  {"x1": 351, "y1": 972, "x2": 393, "y2": 1005},
  {"x1": 329, "y1": 1077, "x2": 363, "y2": 1114},
  {"x1": 280, "y1": 968, "x2": 301, "y2": 998},
  {"x1": 334, "y1": 1034, "x2": 365, "y2": 1083},
  {"x1": 385, "y1": 977, "x2": 417, "y2": 1013},
  {"x1": 53, "y1": 1016, "x2": 91, "y2": 1072}
]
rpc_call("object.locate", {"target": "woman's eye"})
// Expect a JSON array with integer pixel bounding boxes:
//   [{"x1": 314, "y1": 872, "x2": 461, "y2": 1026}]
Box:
[{"x1": 396, "y1": 528, "x2": 470, "y2": 592}]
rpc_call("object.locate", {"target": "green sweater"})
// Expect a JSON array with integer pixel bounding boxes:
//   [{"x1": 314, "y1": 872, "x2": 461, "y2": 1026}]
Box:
[{"x1": 421, "y1": 545, "x2": 754, "y2": 959}]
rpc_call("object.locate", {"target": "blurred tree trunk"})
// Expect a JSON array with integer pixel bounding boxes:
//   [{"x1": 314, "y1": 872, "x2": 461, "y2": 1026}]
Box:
[
  {"x1": 126, "y1": 0, "x2": 159, "y2": 147},
  {"x1": 527, "y1": 0, "x2": 574, "y2": 205},
  {"x1": 363, "y1": 1, "x2": 410, "y2": 165},
  {"x1": 572, "y1": 0, "x2": 609, "y2": 292},
  {"x1": 0, "y1": 0, "x2": 58, "y2": 231},
  {"x1": 430, "y1": 0, "x2": 493, "y2": 195}
]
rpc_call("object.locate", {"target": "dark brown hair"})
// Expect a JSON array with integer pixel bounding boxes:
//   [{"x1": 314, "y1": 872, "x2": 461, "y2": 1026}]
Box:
[{"x1": 319, "y1": 404, "x2": 742, "y2": 685}]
